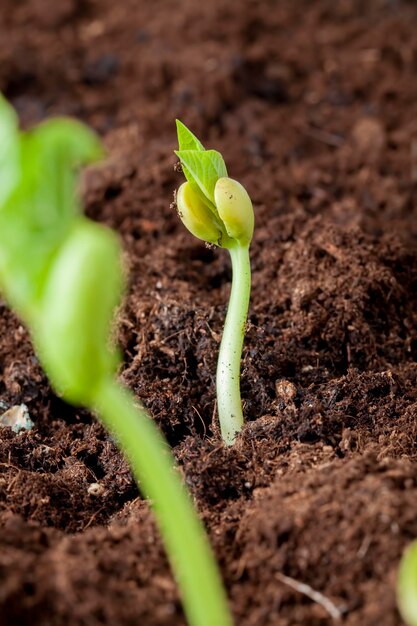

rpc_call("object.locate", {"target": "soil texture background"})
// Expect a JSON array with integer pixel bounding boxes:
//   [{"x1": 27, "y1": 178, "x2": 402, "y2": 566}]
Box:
[{"x1": 1, "y1": 0, "x2": 417, "y2": 624}]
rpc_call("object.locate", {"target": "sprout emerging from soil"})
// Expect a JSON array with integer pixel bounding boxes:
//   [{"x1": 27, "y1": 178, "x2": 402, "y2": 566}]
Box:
[
  {"x1": 0, "y1": 95, "x2": 233, "y2": 626},
  {"x1": 398, "y1": 541, "x2": 417, "y2": 626},
  {"x1": 175, "y1": 120, "x2": 254, "y2": 446}
]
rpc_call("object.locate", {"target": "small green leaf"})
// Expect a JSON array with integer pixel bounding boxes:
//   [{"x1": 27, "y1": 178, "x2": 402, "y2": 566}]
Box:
[
  {"x1": 176, "y1": 119, "x2": 205, "y2": 152},
  {"x1": 175, "y1": 149, "x2": 228, "y2": 205}
]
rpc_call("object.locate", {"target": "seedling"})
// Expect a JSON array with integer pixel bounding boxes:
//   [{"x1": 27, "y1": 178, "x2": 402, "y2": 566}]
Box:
[
  {"x1": 174, "y1": 121, "x2": 254, "y2": 445},
  {"x1": 398, "y1": 541, "x2": 417, "y2": 626},
  {"x1": 0, "y1": 95, "x2": 233, "y2": 626}
]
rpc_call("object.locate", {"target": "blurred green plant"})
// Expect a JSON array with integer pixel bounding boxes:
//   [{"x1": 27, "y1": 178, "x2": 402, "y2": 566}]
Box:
[
  {"x1": 398, "y1": 541, "x2": 417, "y2": 626},
  {"x1": 175, "y1": 120, "x2": 254, "y2": 445},
  {"x1": 0, "y1": 95, "x2": 233, "y2": 626}
]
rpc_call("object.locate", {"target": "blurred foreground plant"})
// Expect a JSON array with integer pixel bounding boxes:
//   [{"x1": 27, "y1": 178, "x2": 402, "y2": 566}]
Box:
[
  {"x1": 174, "y1": 121, "x2": 254, "y2": 446},
  {"x1": 0, "y1": 95, "x2": 233, "y2": 626},
  {"x1": 398, "y1": 541, "x2": 417, "y2": 626}
]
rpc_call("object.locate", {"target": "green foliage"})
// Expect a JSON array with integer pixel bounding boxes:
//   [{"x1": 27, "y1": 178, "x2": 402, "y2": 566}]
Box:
[
  {"x1": 0, "y1": 95, "x2": 233, "y2": 626},
  {"x1": 0, "y1": 94, "x2": 115, "y2": 405},
  {"x1": 174, "y1": 121, "x2": 254, "y2": 445},
  {"x1": 175, "y1": 119, "x2": 228, "y2": 214},
  {"x1": 398, "y1": 541, "x2": 417, "y2": 626},
  {"x1": 0, "y1": 96, "x2": 102, "y2": 321},
  {"x1": 176, "y1": 119, "x2": 205, "y2": 152},
  {"x1": 0, "y1": 95, "x2": 19, "y2": 206},
  {"x1": 175, "y1": 121, "x2": 253, "y2": 249},
  {"x1": 175, "y1": 148, "x2": 228, "y2": 206},
  {"x1": 36, "y1": 220, "x2": 123, "y2": 405}
]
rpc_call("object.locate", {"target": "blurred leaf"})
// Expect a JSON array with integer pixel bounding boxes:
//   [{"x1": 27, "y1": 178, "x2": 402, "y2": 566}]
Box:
[
  {"x1": 37, "y1": 220, "x2": 123, "y2": 405},
  {"x1": 0, "y1": 108, "x2": 103, "y2": 320},
  {"x1": 398, "y1": 540, "x2": 417, "y2": 626},
  {"x1": 0, "y1": 94, "x2": 20, "y2": 206}
]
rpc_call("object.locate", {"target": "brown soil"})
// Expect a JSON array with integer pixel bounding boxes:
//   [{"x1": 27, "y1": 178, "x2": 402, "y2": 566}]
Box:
[{"x1": 1, "y1": 0, "x2": 417, "y2": 624}]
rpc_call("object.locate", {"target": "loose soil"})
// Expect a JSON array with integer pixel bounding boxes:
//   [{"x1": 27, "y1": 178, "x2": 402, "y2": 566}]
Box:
[{"x1": 1, "y1": 1, "x2": 417, "y2": 624}]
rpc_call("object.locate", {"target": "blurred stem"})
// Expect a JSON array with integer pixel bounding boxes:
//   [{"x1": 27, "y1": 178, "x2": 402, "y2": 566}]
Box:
[{"x1": 94, "y1": 379, "x2": 233, "y2": 626}]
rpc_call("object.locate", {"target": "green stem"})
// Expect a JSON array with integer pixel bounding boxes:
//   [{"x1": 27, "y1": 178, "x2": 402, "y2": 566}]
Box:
[
  {"x1": 216, "y1": 244, "x2": 251, "y2": 446},
  {"x1": 94, "y1": 380, "x2": 233, "y2": 626}
]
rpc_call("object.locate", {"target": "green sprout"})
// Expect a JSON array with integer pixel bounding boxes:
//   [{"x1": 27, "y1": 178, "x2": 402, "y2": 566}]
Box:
[
  {"x1": 174, "y1": 120, "x2": 254, "y2": 446},
  {"x1": 0, "y1": 95, "x2": 233, "y2": 626},
  {"x1": 398, "y1": 541, "x2": 417, "y2": 626}
]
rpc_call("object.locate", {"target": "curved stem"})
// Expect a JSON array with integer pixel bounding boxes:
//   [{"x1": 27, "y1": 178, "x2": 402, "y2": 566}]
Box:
[
  {"x1": 216, "y1": 244, "x2": 251, "y2": 446},
  {"x1": 94, "y1": 380, "x2": 233, "y2": 626}
]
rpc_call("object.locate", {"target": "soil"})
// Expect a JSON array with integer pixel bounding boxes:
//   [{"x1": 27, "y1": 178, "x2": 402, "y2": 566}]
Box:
[{"x1": 1, "y1": 0, "x2": 417, "y2": 624}]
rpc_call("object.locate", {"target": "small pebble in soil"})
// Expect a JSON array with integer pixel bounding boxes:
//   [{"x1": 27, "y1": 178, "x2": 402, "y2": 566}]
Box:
[
  {"x1": 0, "y1": 404, "x2": 34, "y2": 433},
  {"x1": 87, "y1": 482, "x2": 105, "y2": 497},
  {"x1": 275, "y1": 379, "x2": 297, "y2": 402}
]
